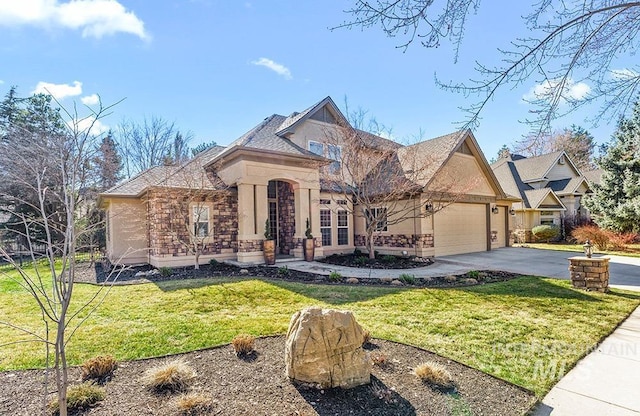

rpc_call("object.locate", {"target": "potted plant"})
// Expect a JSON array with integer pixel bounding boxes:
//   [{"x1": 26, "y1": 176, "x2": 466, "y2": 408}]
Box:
[
  {"x1": 304, "y1": 218, "x2": 315, "y2": 262},
  {"x1": 263, "y1": 219, "x2": 276, "y2": 265}
]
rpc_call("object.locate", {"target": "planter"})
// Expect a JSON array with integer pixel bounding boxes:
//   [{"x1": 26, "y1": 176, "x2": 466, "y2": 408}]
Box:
[
  {"x1": 263, "y1": 240, "x2": 276, "y2": 265},
  {"x1": 304, "y1": 238, "x2": 315, "y2": 262}
]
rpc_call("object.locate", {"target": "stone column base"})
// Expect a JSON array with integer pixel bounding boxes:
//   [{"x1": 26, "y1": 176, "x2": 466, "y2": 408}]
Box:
[{"x1": 569, "y1": 256, "x2": 610, "y2": 292}]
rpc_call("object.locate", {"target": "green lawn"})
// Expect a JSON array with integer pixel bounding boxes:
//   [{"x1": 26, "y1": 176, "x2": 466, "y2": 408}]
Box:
[
  {"x1": 525, "y1": 242, "x2": 640, "y2": 258},
  {"x1": 1, "y1": 269, "x2": 639, "y2": 397}
]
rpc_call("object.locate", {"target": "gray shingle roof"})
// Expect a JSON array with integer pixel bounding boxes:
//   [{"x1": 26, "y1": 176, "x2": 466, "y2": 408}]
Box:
[
  {"x1": 103, "y1": 165, "x2": 178, "y2": 196},
  {"x1": 510, "y1": 151, "x2": 564, "y2": 182},
  {"x1": 524, "y1": 188, "x2": 564, "y2": 210},
  {"x1": 583, "y1": 169, "x2": 603, "y2": 186}
]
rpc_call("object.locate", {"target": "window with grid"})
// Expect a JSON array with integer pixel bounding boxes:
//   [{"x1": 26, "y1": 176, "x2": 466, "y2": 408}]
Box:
[
  {"x1": 193, "y1": 205, "x2": 210, "y2": 237},
  {"x1": 327, "y1": 144, "x2": 342, "y2": 174},
  {"x1": 337, "y1": 210, "x2": 348, "y2": 245},
  {"x1": 308, "y1": 141, "x2": 324, "y2": 156},
  {"x1": 320, "y1": 209, "x2": 332, "y2": 246},
  {"x1": 365, "y1": 207, "x2": 387, "y2": 232}
]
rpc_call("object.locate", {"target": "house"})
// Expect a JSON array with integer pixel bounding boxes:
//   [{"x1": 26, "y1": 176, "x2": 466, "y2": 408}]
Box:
[
  {"x1": 491, "y1": 151, "x2": 595, "y2": 242},
  {"x1": 100, "y1": 96, "x2": 516, "y2": 267}
]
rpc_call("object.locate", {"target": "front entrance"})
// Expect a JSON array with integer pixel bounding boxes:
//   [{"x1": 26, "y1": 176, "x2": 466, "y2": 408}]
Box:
[{"x1": 267, "y1": 180, "x2": 296, "y2": 255}]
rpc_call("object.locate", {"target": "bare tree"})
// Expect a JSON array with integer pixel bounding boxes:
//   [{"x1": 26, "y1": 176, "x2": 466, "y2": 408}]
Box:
[
  {"x1": 322, "y1": 113, "x2": 480, "y2": 259},
  {"x1": 116, "y1": 116, "x2": 193, "y2": 178},
  {"x1": 0, "y1": 92, "x2": 125, "y2": 416},
  {"x1": 147, "y1": 149, "x2": 233, "y2": 269},
  {"x1": 338, "y1": 1, "x2": 640, "y2": 137}
]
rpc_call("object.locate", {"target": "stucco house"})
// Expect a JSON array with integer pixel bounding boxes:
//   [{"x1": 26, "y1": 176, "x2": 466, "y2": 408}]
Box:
[
  {"x1": 491, "y1": 151, "x2": 595, "y2": 242},
  {"x1": 100, "y1": 96, "x2": 516, "y2": 267}
]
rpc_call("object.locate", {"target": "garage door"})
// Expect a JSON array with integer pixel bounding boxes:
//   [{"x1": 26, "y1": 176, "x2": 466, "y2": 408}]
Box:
[{"x1": 434, "y1": 203, "x2": 487, "y2": 256}]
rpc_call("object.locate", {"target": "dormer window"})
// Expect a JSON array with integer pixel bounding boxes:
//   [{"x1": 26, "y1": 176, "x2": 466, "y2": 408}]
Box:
[{"x1": 308, "y1": 140, "x2": 342, "y2": 173}]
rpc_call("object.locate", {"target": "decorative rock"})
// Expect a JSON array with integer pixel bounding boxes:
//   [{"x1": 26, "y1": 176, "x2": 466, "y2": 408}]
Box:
[
  {"x1": 285, "y1": 307, "x2": 371, "y2": 389},
  {"x1": 390, "y1": 279, "x2": 403, "y2": 286},
  {"x1": 346, "y1": 278, "x2": 360, "y2": 284},
  {"x1": 463, "y1": 278, "x2": 478, "y2": 285},
  {"x1": 239, "y1": 269, "x2": 249, "y2": 275},
  {"x1": 380, "y1": 277, "x2": 393, "y2": 283}
]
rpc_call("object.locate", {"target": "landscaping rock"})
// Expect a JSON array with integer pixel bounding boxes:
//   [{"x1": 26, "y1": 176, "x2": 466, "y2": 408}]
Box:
[
  {"x1": 346, "y1": 278, "x2": 360, "y2": 284},
  {"x1": 285, "y1": 307, "x2": 371, "y2": 389},
  {"x1": 463, "y1": 278, "x2": 478, "y2": 285},
  {"x1": 391, "y1": 280, "x2": 404, "y2": 286},
  {"x1": 239, "y1": 269, "x2": 249, "y2": 275},
  {"x1": 380, "y1": 277, "x2": 393, "y2": 283}
]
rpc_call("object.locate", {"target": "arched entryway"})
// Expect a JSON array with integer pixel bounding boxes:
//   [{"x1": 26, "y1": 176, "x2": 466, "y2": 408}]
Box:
[{"x1": 268, "y1": 180, "x2": 296, "y2": 255}]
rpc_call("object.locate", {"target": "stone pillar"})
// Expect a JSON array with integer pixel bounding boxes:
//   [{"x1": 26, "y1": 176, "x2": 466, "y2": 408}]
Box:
[
  {"x1": 309, "y1": 188, "x2": 323, "y2": 258},
  {"x1": 292, "y1": 186, "x2": 310, "y2": 259},
  {"x1": 569, "y1": 256, "x2": 610, "y2": 292}
]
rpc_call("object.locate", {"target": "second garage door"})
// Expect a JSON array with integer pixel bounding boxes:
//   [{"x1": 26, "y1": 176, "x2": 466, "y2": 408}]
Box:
[{"x1": 434, "y1": 203, "x2": 488, "y2": 256}]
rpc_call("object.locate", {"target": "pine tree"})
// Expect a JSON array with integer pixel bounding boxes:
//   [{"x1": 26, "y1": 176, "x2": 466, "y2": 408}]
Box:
[
  {"x1": 583, "y1": 101, "x2": 640, "y2": 233},
  {"x1": 93, "y1": 131, "x2": 122, "y2": 191}
]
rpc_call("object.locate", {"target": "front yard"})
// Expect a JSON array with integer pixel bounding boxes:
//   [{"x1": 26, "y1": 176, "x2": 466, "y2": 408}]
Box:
[{"x1": 1, "y1": 269, "x2": 639, "y2": 397}]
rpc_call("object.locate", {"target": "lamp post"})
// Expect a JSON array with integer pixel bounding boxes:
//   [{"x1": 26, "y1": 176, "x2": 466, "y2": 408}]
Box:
[{"x1": 583, "y1": 240, "x2": 593, "y2": 258}]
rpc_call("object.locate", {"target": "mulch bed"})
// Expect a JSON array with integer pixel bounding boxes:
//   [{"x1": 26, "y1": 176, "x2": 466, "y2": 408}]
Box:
[
  {"x1": 77, "y1": 262, "x2": 522, "y2": 288},
  {"x1": 319, "y1": 253, "x2": 434, "y2": 269},
  {"x1": 0, "y1": 336, "x2": 537, "y2": 416}
]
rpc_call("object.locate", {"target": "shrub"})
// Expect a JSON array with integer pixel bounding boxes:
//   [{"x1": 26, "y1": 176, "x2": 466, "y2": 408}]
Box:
[
  {"x1": 159, "y1": 266, "x2": 173, "y2": 277},
  {"x1": 370, "y1": 382, "x2": 397, "y2": 404},
  {"x1": 608, "y1": 232, "x2": 638, "y2": 251},
  {"x1": 532, "y1": 225, "x2": 560, "y2": 242},
  {"x1": 208, "y1": 258, "x2": 218, "y2": 266},
  {"x1": 370, "y1": 352, "x2": 387, "y2": 366},
  {"x1": 571, "y1": 225, "x2": 610, "y2": 250},
  {"x1": 81, "y1": 355, "x2": 117, "y2": 383},
  {"x1": 413, "y1": 361, "x2": 454, "y2": 388},
  {"x1": 466, "y1": 270, "x2": 480, "y2": 279},
  {"x1": 362, "y1": 329, "x2": 371, "y2": 345},
  {"x1": 444, "y1": 275, "x2": 457, "y2": 283},
  {"x1": 353, "y1": 248, "x2": 362, "y2": 256},
  {"x1": 354, "y1": 256, "x2": 367, "y2": 266},
  {"x1": 175, "y1": 392, "x2": 214, "y2": 416},
  {"x1": 277, "y1": 266, "x2": 290, "y2": 277},
  {"x1": 143, "y1": 359, "x2": 196, "y2": 392},
  {"x1": 329, "y1": 271, "x2": 342, "y2": 282},
  {"x1": 231, "y1": 334, "x2": 255, "y2": 357},
  {"x1": 381, "y1": 255, "x2": 396, "y2": 263},
  {"x1": 48, "y1": 383, "x2": 106, "y2": 414},
  {"x1": 399, "y1": 273, "x2": 416, "y2": 285}
]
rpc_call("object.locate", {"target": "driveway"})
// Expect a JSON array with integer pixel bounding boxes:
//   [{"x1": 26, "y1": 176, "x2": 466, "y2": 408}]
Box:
[{"x1": 440, "y1": 247, "x2": 640, "y2": 288}]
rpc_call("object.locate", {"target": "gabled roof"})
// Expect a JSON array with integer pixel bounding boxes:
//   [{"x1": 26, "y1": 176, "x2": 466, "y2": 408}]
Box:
[
  {"x1": 101, "y1": 145, "x2": 227, "y2": 198},
  {"x1": 583, "y1": 169, "x2": 603, "y2": 186},
  {"x1": 548, "y1": 177, "x2": 590, "y2": 195},
  {"x1": 275, "y1": 96, "x2": 347, "y2": 136},
  {"x1": 510, "y1": 151, "x2": 568, "y2": 182},
  {"x1": 523, "y1": 188, "x2": 566, "y2": 210}
]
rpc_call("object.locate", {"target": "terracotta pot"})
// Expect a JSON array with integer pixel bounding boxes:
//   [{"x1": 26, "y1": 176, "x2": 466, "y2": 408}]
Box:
[
  {"x1": 263, "y1": 239, "x2": 276, "y2": 265},
  {"x1": 304, "y1": 238, "x2": 315, "y2": 262}
]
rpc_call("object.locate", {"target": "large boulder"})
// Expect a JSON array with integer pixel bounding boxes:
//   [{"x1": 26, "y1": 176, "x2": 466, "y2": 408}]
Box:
[{"x1": 285, "y1": 307, "x2": 371, "y2": 389}]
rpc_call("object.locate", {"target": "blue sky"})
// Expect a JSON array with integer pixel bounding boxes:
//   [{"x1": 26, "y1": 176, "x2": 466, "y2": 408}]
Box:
[{"x1": 0, "y1": 1, "x2": 634, "y2": 160}]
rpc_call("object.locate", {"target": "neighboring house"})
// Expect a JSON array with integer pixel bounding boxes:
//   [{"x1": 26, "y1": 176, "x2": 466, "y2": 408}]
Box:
[
  {"x1": 100, "y1": 96, "x2": 515, "y2": 267},
  {"x1": 491, "y1": 151, "x2": 595, "y2": 242}
]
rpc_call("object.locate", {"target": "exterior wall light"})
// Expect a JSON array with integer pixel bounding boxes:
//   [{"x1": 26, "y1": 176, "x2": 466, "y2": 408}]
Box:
[
  {"x1": 583, "y1": 240, "x2": 593, "y2": 258},
  {"x1": 491, "y1": 206, "x2": 499, "y2": 214},
  {"x1": 509, "y1": 208, "x2": 516, "y2": 216},
  {"x1": 425, "y1": 203, "x2": 433, "y2": 212}
]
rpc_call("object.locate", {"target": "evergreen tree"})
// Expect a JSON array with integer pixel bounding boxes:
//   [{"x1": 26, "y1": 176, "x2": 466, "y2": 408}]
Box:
[
  {"x1": 551, "y1": 125, "x2": 595, "y2": 171},
  {"x1": 583, "y1": 101, "x2": 640, "y2": 233},
  {"x1": 191, "y1": 140, "x2": 218, "y2": 156},
  {"x1": 93, "y1": 131, "x2": 122, "y2": 191}
]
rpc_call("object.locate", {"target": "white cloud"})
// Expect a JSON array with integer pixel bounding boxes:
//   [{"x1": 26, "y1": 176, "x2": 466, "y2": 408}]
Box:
[
  {"x1": 0, "y1": 80, "x2": 4, "y2": 84},
  {"x1": 251, "y1": 57, "x2": 292, "y2": 80},
  {"x1": 0, "y1": 0, "x2": 149, "y2": 40},
  {"x1": 32, "y1": 80, "x2": 83, "y2": 100},
  {"x1": 523, "y1": 78, "x2": 591, "y2": 103},
  {"x1": 81, "y1": 93, "x2": 100, "y2": 105},
  {"x1": 72, "y1": 116, "x2": 109, "y2": 135},
  {"x1": 611, "y1": 68, "x2": 639, "y2": 80}
]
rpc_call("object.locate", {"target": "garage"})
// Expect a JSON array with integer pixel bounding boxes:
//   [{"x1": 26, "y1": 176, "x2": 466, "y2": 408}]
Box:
[{"x1": 434, "y1": 203, "x2": 488, "y2": 256}]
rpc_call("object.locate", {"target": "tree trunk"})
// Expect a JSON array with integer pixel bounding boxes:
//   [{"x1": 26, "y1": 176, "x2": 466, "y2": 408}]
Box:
[
  {"x1": 194, "y1": 245, "x2": 200, "y2": 270},
  {"x1": 368, "y1": 233, "x2": 375, "y2": 259}
]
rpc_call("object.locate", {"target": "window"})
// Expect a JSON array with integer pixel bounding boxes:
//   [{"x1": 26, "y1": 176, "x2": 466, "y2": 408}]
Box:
[
  {"x1": 336, "y1": 200, "x2": 347, "y2": 205},
  {"x1": 327, "y1": 144, "x2": 342, "y2": 173},
  {"x1": 337, "y1": 210, "x2": 348, "y2": 245},
  {"x1": 320, "y1": 209, "x2": 332, "y2": 246},
  {"x1": 320, "y1": 199, "x2": 331, "y2": 205},
  {"x1": 193, "y1": 205, "x2": 210, "y2": 237},
  {"x1": 309, "y1": 141, "x2": 324, "y2": 156},
  {"x1": 365, "y1": 207, "x2": 387, "y2": 232},
  {"x1": 308, "y1": 141, "x2": 342, "y2": 173},
  {"x1": 540, "y1": 210, "x2": 556, "y2": 226}
]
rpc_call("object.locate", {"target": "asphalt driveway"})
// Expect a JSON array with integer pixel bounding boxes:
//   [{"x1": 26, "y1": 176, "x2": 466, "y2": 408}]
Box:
[{"x1": 440, "y1": 247, "x2": 640, "y2": 288}]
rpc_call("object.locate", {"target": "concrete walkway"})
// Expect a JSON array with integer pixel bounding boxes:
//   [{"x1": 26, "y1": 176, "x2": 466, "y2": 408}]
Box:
[{"x1": 277, "y1": 247, "x2": 640, "y2": 415}]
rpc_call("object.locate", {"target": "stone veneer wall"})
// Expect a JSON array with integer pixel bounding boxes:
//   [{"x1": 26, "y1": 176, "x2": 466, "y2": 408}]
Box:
[
  {"x1": 277, "y1": 181, "x2": 296, "y2": 255},
  {"x1": 569, "y1": 257, "x2": 610, "y2": 292},
  {"x1": 354, "y1": 234, "x2": 434, "y2": 249},
  {"x1": 514, "y1": 229, "x2": 533, "y2": 244},
  {"x1": 147, "y1": 188, "x2": 238, "y2": 256}
]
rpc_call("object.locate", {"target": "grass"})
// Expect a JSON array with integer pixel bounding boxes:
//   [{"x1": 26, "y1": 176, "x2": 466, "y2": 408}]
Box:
[
  {"x1": 48, "y1": 383, "x2": 106, "y2": 414},
  {"x1": 414, "y1": 361, "x2": 454, "y2": 388},
  {"x1": 525, "y1": 242, "x2": 640, "y2": 258},
  {"x1": 143, "y1": 359, "x2": 196, "y2": 392},
  {"x1": 1, "y1": 267, "x2": 640, "y2": 397}
]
